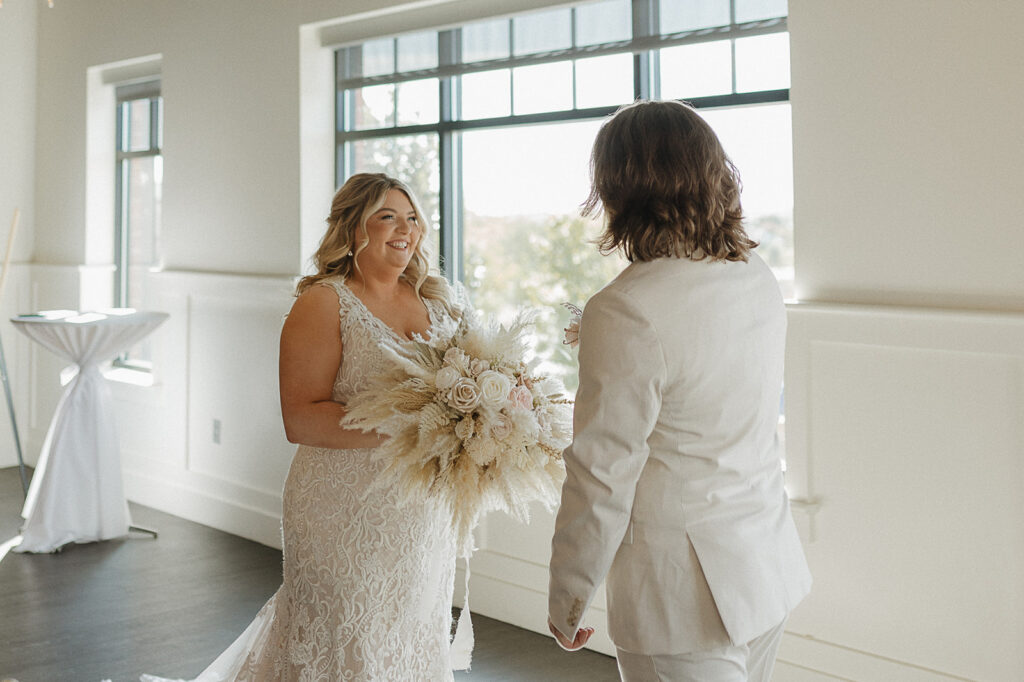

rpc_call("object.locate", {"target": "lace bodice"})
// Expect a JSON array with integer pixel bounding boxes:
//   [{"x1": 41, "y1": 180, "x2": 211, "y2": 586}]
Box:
[{"x1": 329, "y1": 278, "x2": 458, "y2": 404}]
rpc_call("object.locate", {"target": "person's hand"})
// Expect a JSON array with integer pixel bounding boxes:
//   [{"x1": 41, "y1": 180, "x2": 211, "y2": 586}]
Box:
[{"x1": 548, "y1": 618, "x2": 594, "y2": 651}]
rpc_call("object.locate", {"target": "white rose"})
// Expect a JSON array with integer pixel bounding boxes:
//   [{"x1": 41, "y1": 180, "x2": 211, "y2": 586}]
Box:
[
  {"x1": 448, "y1": 377, "x2": 481, "y2": 413},
  {"x1": 477, "y1": 370, "x2": 512, "y2": 409},
  {"x1": 469, "y1": 358, "x2": 490, "y2": 377},
  {"x1": 435, "y1": 365, "x2": 461, "y2": 391},
  {"x1": 508, "y1": 385, "x2": 534, "y2": 411}
]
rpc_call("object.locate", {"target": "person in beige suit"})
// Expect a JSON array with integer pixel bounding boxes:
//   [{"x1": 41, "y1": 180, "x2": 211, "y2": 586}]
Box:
[{"x1": 547, "y1": 100, "x2": 812, "y2": 681}]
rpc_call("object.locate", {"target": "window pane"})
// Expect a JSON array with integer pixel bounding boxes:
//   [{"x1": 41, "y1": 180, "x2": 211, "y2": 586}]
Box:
[
  {"x1": 575, "y1": 54, "x2": 633, "y2": 109},
  {"x1": 115, "y1": 90, "x2": 161, "y2": 366},
  {"x1": 576, "y1": 0, "x2": 631, "y2": 46},
  {"x1": 460, "y1": 70, "x2": 511, "y2": 120},
  {"x1": 461, "y1": 120, "x2": 627, "y2": 393},
  {"x1": 350, "y1": 84, "x2": 395, "y2": 129},
  {"x1": 119, "y1": 153, "x2": 162, "y2": 364},
  {"x1": 735, "y1": 33, "x2": 790, "y2": 92},
  {"x1": 660, "y1": 0, "x2": 730, "y2": 33},
  {"x1": 701, "y1": 103, "x2": 794, "y2": 298},
  {"x1": 659, "y1": 41, "x2": 733, "y2": 99},
  {"x1": 513, "y1": 7, "x2": 571, "y2": 55},
  {"x1": 735, "y1": 0, "x2": 788, "y2": 23},
  {"x1": 346, "y1": 135, "x2": 441, "y2": 262},
  {"x1": 462, "y1": 18, "x2": 510, "y2": 62},
  {"x1": 361, "y1": 38, "x2": 394, "y2": 77},
  {"x1": 513, "y1": 62, "x2": 573, "y2": 115},
  {"x1": 397, "y1": 31, "x2": 438, "y2": 72},
  {"x1": 125, "y1": 155, "x2": 162, "y2": 303},
  {"x1": 396, "y1": 78, "x2": 439, "y2": 126},
  {"x1": 127, "y1": 99, "x2": 151, "y2": 152}
]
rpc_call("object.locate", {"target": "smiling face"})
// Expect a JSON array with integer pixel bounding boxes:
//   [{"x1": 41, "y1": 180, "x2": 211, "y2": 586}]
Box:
[{"x1": 355, "y1": 188, "x2": 422, "y2": 277}]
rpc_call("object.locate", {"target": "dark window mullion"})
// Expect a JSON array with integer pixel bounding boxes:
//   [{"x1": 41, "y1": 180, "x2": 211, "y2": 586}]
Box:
[
  {"x1": 392, "y1": 39, "x2": 400, "y2": 126},
  {"x1": 633, "y1": 0, "x2": 656, "y2": 101},
  {"x1": 570, "y1": 8, "x2": 578, "y2": 110},
  {"x1": 508, "y1": 19, "x2": 516, "y2": 115},
  {"x1": 730, "y1": 0, "x2": 738, "y2": 94},
  {"x1": 438, "y1": 29, "x2": 458, "y2": 281},
  {"x1": 114, "y1": 158, "x2": 130, "y2": 308},
  {"x1": 334, "y1": 51, "x2": 346, "y2": 186},
  {"x1": 149, "y1": 96, "x2": 160, "y2": 151},
  {"x1": 116, "y1": 101, "x2": 127, "y2": 153}
]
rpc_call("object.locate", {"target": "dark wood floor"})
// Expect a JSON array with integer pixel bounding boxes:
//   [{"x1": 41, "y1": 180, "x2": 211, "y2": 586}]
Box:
[{"x1": 0, "y1": 466, "x2": 617, "y2": 681}]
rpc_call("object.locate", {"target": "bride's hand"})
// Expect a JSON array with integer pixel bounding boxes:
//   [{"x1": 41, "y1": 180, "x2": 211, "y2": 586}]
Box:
[{"x1": 548, "y1": 618, "x2": 594, "y2": 651}]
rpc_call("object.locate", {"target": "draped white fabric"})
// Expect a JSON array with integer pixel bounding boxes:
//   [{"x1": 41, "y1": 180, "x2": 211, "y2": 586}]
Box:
[{"x1": 11, "y1": 310, "x2": 169, "y2": 553}]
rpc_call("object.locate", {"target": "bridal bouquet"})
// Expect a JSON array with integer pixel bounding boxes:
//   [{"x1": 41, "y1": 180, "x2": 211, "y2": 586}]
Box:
[{"x1": 342, "y1": 310, "x2": 571, "y2": 555}]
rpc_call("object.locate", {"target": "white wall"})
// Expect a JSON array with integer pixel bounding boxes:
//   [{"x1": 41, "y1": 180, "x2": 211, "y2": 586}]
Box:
[
  {"x1": 790, "y1": 0, "x2": 1024, "y2": 310},
  {"x1": 0, "y1": 0, "x2": 37, "y2": 265},
  {"x1": 5, "y1": 0, "x2": 1023, "y2": 680},
  {"x1": 0, "y1": 0, "x2": 37, "y2": 469},
  {"x1": 777, "y1": 2, "x2": 1024, "y2": 680}
]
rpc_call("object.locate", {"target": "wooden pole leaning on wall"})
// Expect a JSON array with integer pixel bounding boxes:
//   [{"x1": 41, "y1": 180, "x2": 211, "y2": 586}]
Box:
[{"x1": 0, "y1": 208, "x2": 29, "y2": 498}]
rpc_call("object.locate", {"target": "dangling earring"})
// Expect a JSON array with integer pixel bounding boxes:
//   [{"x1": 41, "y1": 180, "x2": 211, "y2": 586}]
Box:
[{"x1": 348, "y1": 250, "x2": 354, "y2": 257}]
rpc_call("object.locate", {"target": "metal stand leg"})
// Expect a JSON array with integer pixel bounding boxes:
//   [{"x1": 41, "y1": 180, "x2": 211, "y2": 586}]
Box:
[
  {"x1": 129, "y1": 524, "x2": 159, "y2": 538},
  {"x1": 0, "y1": 332, "x2": 28, "y2": 499}
]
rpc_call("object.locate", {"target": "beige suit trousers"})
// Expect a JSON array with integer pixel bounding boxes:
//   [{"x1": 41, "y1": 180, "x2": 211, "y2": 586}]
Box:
[{"x1": 615, "y1": 619, "x2": 786, "y2": 682}]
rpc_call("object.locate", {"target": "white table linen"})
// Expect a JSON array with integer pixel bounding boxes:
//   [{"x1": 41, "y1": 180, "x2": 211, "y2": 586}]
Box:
[{"x1": 11, "y1": 309, "x2": 169, "y2": 553}]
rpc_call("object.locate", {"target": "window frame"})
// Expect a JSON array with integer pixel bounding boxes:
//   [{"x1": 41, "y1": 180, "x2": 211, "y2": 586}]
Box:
[
  {"x1": 114, "y1": 79, "x2": 162, "y2": 370},
  {"x1": 333, "y1": 0, "x2": 790, "y2": 282}
]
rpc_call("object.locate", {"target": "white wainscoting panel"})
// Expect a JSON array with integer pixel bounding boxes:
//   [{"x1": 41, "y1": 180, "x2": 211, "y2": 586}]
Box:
[
  {"x1": 186, "y1": 293, "x2": 292, "y2": 495},
  {"x1": 114, "y1": 270, "x2": 296, "y2": 549},
  {"x1": 782, "y1": 302, "x2": 1024, "y2": 681}
]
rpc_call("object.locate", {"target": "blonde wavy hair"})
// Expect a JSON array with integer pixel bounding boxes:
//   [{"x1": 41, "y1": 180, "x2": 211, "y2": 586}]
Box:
[
  {"x1": 296, "y1": 173, "x2": 457, "y2": 316},
  {"x1": 583, "y1": 99, "x2": 756, "y2": 263}
]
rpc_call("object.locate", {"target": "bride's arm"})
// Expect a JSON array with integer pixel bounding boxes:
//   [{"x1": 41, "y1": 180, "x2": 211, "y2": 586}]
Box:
[{"x1": 279, "y1": 284, "x2": 384, "y2": 449}]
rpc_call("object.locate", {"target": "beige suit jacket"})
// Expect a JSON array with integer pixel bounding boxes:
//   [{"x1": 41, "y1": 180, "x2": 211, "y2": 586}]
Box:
[{"x1": 548, "y1": 254, "x2": 811, "y2": 655}]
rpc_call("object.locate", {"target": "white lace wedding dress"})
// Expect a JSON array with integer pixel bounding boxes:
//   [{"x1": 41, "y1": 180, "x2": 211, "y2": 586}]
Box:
[{"x1": 142, "y1": 278, "x2": 462, "y2": 682}]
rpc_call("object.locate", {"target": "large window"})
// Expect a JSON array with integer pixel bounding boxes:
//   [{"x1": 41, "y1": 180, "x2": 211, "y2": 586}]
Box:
[
  {"x1": 335, "y1": 0, "x2": 792, "y2": 390},
  {"x1": 115, "y1": 80, "x2": 163, "y2": 368}
]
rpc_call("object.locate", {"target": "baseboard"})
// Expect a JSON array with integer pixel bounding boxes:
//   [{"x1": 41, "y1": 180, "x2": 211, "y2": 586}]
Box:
[
  {"x1": 463, "y1": 548, "x2": 979, "y2": 680},
  {"x1": 123, "y1": 467, "x2": 283, "y2": 550},
  {"x1": 777, "y1": 633, "x2": 977, "y2": 681}
]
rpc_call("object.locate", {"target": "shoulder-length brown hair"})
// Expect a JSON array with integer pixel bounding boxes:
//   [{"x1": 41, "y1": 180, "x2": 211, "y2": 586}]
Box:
[
  {"x1": 296, "y1": 173, "x2": 456, "y2": 315},
  {"x1": 582, "y1": 99, "x2": 756, "y2": 263}
]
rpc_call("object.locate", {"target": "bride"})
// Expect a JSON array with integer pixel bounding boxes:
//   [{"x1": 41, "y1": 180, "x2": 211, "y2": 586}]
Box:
[{"x1": 143, "y1": 173, "x2": 467, "y2": 681}]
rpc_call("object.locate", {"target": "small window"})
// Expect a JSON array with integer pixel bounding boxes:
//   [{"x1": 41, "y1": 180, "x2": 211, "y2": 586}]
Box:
[{"x1": 115, "y1": 80, "x2": 163, "y2": 370}]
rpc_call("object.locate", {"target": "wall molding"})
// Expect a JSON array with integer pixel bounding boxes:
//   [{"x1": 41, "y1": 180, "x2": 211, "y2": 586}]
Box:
[
  {"x1": 124, "y1": 466, "x2": 283, "y2": 549},
  {"x1": 778, "y1": 633, "x2": 978, "y2": 682},
  {"x1": 782, "y1": 300, "x2": 1024, "y2": 680}
]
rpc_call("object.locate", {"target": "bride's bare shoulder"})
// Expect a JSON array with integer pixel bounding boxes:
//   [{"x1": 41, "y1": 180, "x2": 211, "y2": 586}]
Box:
[{"x1": 284, "y1": 284, "x2": 344, "y2": 337}]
